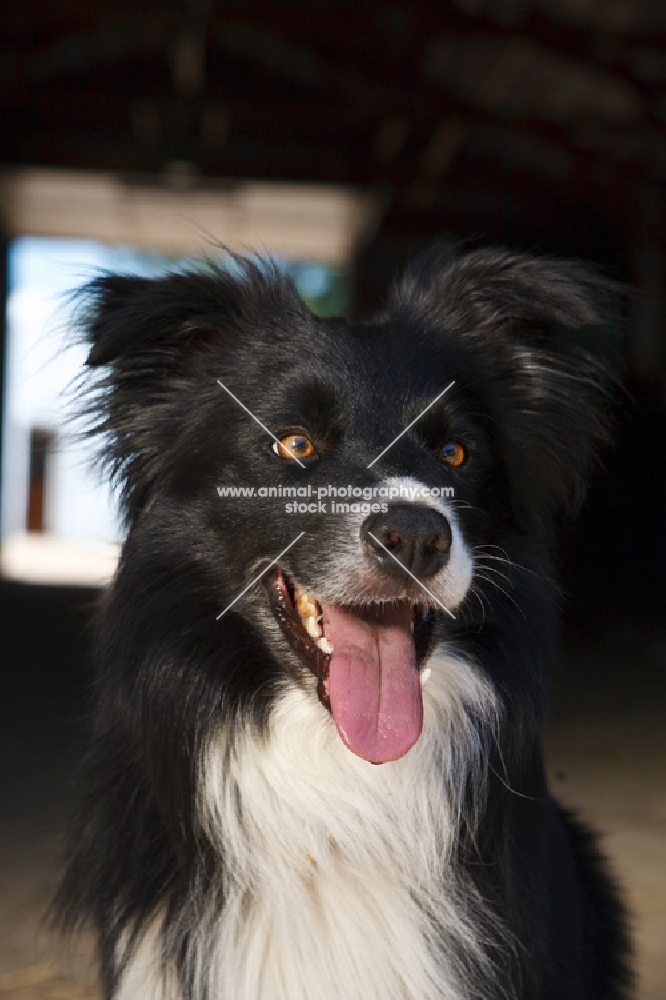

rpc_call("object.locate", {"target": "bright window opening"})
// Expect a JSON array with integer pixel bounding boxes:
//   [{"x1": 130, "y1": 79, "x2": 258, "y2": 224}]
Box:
[{"x1": 1, "y1": 235, "x2": 347, "y2": 585}]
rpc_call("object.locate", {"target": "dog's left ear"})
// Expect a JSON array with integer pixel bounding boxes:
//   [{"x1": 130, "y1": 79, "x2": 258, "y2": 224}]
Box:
[{"x1": 392, "y1": 247, "x2": 622, "y2": 527}]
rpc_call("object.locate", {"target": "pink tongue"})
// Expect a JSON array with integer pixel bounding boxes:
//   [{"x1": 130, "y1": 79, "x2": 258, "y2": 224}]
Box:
[{"x1": 321, "y1": 603, "x2": 423, "y2": 764}]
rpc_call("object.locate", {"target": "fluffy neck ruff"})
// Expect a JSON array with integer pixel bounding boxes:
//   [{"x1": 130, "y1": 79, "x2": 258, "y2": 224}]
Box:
[{"x1": 170, "y1": 651, "x2": 505, "y2": 1000}]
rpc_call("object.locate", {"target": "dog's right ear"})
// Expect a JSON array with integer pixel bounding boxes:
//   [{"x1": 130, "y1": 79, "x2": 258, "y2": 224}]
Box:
[
  {"x1": 78, "y1": 258, "x2": 305, "y2": 520},
  {"x1": 79, "y1": 268, "x2": 236, "y2": 522},
  {"x1": 83, "y1": 253, "x2": 308, "y2": 367},
  {"x1": 84, "y1": 270, "x2": 232, "y2": 367}
]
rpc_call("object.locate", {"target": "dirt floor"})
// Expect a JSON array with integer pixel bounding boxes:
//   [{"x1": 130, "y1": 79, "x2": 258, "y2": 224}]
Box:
[
  {"x1": 0, "y1": 583, "x2": 664, "y2": 999},
  {"x1": 544, "y1": 629, "x2": 666, "y2": 1000}
]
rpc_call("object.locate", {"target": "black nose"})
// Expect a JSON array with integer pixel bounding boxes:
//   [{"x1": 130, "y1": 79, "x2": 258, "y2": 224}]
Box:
[{"x1": 362, "y1": 504, "x2": 452, "y2": 580}]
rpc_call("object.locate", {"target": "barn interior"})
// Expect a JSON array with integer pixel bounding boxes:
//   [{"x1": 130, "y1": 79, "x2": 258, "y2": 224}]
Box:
[{"x1": 0, "y1": 1, "x2": 665, "y2": 997}]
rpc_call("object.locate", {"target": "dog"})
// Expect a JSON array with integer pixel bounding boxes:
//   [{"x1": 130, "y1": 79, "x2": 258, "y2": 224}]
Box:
[{"x1": 57, "y1": 247, "x2": 631, "y2": 999}]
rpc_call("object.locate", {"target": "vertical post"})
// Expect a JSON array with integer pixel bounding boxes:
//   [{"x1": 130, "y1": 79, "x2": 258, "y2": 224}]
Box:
[
  {"x1": 0, "y1": 227, "x2": 8, "y2": 549},
  {"x1": 26, "y1": 428, "x2": 56, "y2": 533}
]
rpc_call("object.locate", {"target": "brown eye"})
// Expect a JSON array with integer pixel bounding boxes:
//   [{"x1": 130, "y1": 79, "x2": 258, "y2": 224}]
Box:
[
  {"x1": 272, "y1": 433, "x2": 316, "y2": 460},
  {"x1": 441, "y1": 441, "x2": 466, "y2": 467}
]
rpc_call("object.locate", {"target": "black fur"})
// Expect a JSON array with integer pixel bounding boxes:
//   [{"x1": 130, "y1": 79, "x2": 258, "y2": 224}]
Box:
[{"x1": 56, "y1": 247, "x2": 631, "y2": 998}]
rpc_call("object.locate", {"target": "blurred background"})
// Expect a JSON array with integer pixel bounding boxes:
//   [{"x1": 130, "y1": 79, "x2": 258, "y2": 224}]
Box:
[{"x1": 0, "y1": 1, "x2": 664, "y2": 997}]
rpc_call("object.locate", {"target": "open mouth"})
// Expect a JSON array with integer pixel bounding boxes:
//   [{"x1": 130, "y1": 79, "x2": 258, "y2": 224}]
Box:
[{"x1": 265, "y1": 567, "x2": 435, "y2": 764}]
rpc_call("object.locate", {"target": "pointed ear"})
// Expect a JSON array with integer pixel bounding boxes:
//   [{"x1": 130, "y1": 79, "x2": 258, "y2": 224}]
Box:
[
  {"x1": 83, "y1": 271, "x2": 230, "y2": 366},
  {"x1": 78, "y1": 258, "x2": 304, "y2": 521},
  {"x1": 391, "y1": 246, "x2": 617, "y2": 345},
  {"x1": 79, "y1": 270, "x2": 226, "y2": 523},
  {"x1": 391, "y1": 247, "x2": 622, "y2": 528},
  {"x1": 82, "y1": 256, "x2": 305, "y2": 365}
]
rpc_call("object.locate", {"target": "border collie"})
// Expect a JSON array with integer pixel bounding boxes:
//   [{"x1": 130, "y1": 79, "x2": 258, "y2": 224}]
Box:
[{"x1": 57, "y1": 247, "x2": 631, "y2": 999}]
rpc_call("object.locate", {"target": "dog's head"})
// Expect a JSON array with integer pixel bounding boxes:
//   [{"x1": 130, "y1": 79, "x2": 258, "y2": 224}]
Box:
[{"x1": 81, "y1": 248, "x2": 615, "y2": 763}]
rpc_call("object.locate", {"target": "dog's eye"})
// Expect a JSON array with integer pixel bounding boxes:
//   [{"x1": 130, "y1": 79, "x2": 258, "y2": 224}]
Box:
[
  {"x1": 441, "y1": 441, "x2": 466, "y2": 467},
  {"x1": 272, "y1": 434, "x2": 316, "y2": 461}
]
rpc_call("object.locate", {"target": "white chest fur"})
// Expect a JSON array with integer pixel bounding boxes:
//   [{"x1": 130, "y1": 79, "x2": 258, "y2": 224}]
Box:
[{"x1": 117, "y1": 653, "x2": 498, "y2": 1000}]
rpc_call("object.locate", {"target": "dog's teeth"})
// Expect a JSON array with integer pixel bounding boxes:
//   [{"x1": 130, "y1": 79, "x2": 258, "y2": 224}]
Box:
[
  {"x1": 306, "y1": 615, "x2": 322, "y2": 639},
  {"x1": 317, "y1": 637, "x2": 333, "y2": 655},
  {"x1": 420, "y1": 667, "x2": 432, "y2": 689},
  {"x1": 297, "y1": 593, "x2": 318, "y2": 620}
]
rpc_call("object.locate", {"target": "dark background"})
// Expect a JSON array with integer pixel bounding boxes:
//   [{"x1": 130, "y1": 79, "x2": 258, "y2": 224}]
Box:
[{"x1": 0, "y1": 2, "x2": 665, "y2": 997}]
